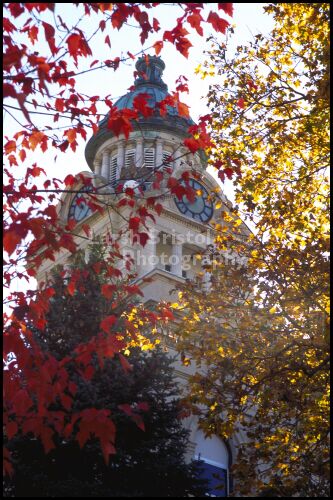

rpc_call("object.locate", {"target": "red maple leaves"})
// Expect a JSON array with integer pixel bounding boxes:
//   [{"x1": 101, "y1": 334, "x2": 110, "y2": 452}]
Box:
[
  {"x1": 66, "y1": 32, "x2": 92, "y2": 65},
  {"x1": 207, "y1": 11, "x2": 230, "y2": 34},
  {"x1": 3, "y1": 1, "x2": 233, "y2": 475}
]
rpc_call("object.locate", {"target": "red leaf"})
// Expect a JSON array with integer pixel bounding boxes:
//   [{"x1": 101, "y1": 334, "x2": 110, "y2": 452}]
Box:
[
  {"x1": 92, "y1": 262, "x2": 102, "y2": 274},
  {"x1": 19, "y1": 149, "x2": 26, "y2": 162},
  {"x1": 3, "y1": 18, "x2": 17, "y2": 33},
  {"x1": 133, "y1": 92, "x2": 154, "y2": 118},
  {"x1": 129, "y1": 217, "x2": 141, "y2": 232},
  {"x1": 218, "y1": 3, "x2": 234, "y2": 17},
  {"x1": 101, "y1": 440, "x2": 116, "y2": 466},
  {"x1": 237, "y1": 97, "x2": 245, "y2": 109},
  {"x1": 101, "y1": 284, "x2": 116, "y2": 299},
  {"x1": 161, "y1": 307, "x2": 175, "y2": 321},
  {"x1": 42, "y1": 21, "x2": 55, "y2": 39},
  {"x1": 100, "y1": 315, "x2": 117, "y2": 333},
  {"x1": 4, "y1": 230, "x2": 21, "y2": 256},
  {"x1": 184, "y1": 137, "x2": 201, "y2": 153},
  {"x1": 67, "y1": 281, "x2": 76, "y2": 296},
  {"x1": 107, "y1": 109, "x2": 136, "y2": 139},
  {"x1": 118, "y1": 404, "x2": 133, "y2": 416},
  {"x1": 224, "y1": 167, "x2": 234, "y2": 179},
  {"x1": 177, "y1": 100, "x2": 190, "y2": 118},
  {"x1": 111, "y1": 5, "x2": 129, "y2": 29},
  {"x1": 82, "y1": 365, "x2": 95, "y2": 381},
  {"x1": 40, "y1": 427, "x2": 55, "y2": 454},
  {"x1": 153, "y1": 17, "x2": 160, "y2": 32},
  {"x1": 132, "y1": 414, "x2": 145, "y2": 431},
  {"x1": 187, "y1": 13, "x2": 203, "y2": 36},
  {"x1": 8, "y1": 154, "x2": 18, "y2": 166},
  {"x1": 28, "y1": 25, "x2": 39, "y2": 44},
  {"x1": 45, "y1": 287, "x2": 56, "y2": 297},
  {"x1": 64, "y1": 174, "x2": 76, "y2": 186},
  {"x1": 7, "y1": 3, "x2": 25, "y2": 17},
  {"x1": 81, "y1": 223, "x2": 91, "y2": 237},
  {"x1": 3, "y1": 83, "x2": 17, "y2": 99},
  {"x1": 68, "y1": 382, "x2": 77, "y2": 396},
  {"x1": 153, "y1": 40, "x2": 163, "y2": 55},
  {"x1": 55, "y1": 98, "x2": 64, "y2": 112},
  {"x1": 137, "y1": 402, "x2": 149, "y2": 411},
  {"x1": 60, "y1": 393, "x2": 72, "y2": 411},
  {"x1": 105, "y1": 35, "x2": 111, "y2": 48},
  {"x1": 66, "y1": 129, "x2": 77, "y2": 144},
  {"x1": 207, "y1": 11, "x2": 229, "y2": 34},
  {"x1": 138, "y1": 232, "x2": 149, "y2": 247},
  {"x1": 12, "y1": 389, "x2": 33, "y2": 415},
  {"x1": 6, "y1": 421, "x2": 18, "y2": 440},
  {"x1": 29, "y1": 131, "x2": 47, "y2": 151},
  {"x1": 119, "y1": 353, "x2": 133, "y2": 373},
  {"x1": 66, "y1": 33, "x2": 92, "y2": 64},
  {"x1": 163, "y1": 25, "x2": 192, "y2": 58},
  {"x1": 4, "y1": 140, "x2": 16, "y2": 154}
]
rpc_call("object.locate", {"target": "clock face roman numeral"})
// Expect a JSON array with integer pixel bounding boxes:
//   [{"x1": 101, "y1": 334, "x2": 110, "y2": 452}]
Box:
[{"x1": 174, "y1": 178, "x2": 213, "y2": 222}]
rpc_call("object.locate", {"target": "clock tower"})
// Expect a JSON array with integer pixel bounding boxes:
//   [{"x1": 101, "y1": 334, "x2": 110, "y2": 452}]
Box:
[
  {"x1": 39, "y1": 55, "x2": 235, "y2": 496},
  {"x1": 82, "y1": 55, "x2": 229, "y2": 304}
]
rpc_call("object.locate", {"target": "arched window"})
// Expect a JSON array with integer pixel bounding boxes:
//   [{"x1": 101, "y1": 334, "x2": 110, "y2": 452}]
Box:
[{"x1": 194, "y1": 430, "x2": 231, "y2": 497}]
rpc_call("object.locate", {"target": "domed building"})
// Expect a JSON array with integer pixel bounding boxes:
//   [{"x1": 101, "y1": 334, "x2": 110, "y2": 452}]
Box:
[{"x1": 36, "y1": 55, "x2": 239, "y2": 496}]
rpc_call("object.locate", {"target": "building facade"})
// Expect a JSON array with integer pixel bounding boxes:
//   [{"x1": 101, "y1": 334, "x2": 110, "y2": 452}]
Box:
[{"x1": 37, "y1": 55, "x2": 243, "y2": 496}]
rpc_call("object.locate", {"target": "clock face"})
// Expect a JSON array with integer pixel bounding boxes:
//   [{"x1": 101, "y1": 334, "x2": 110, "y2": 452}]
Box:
[
  {"x1": 68, "y1": 187, "x2": 93, "y2": 223},
  {"x1": 174, "y1": 178, "x2": 214, "y2": 223}
]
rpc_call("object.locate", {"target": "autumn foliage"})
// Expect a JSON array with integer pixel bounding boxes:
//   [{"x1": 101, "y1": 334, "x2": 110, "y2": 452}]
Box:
[
  {"x1": 3, "y1": 2, "x2": 232, "y2": 478},
  {"x1": 4, "y1": 245, "x2": 207, "y2": 497},
  {"x1": 178, "y1": 3, "x2": 330, "y2": 497}
]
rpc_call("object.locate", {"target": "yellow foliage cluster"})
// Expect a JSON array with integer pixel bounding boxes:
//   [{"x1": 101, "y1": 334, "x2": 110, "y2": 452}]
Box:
[{"x1": 177, "y1": 3, "x2": 330, "y2": 497}]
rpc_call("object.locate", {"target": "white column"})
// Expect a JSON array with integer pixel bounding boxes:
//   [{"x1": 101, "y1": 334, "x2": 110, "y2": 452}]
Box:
[
  {"x1": 202, "y1": 270, "x2": 212, "y2": 292},
  {"x1": 101, "y1": 150, "x2": 110, "y2": 179},
  {"x1": 94, "y1": 157, "x2": 102, "y2": 176},
  {"x1": 202, "y1": 246, "x2": 212, "y2": 291},
  {"x1": 156, "y1": 138, "x2": 163, "y2": 169},
  {"x1": 135, "y1": 138, "x2": 144, "y2": 168},
  {"x1": 171, "y1": 238, "x2": 183, "y2": 277},
  {"x1": 117, "y1": 140, "x2": 125, "y2": 179}
]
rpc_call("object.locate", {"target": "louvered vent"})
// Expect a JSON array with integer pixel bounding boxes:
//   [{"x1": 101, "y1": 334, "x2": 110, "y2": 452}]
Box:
[
  {"x1": 125, "y1": 149, "x2": 135, "y2": 168},
  {"x1": 162, "y1": 151, "x2": 173, "y2": 168},
  {"x1": 109, "y1": 155, "x2": 117, "y2": 184},
  {"x1": 144, "y1": 148, "x2": 155, "y2": 168}
]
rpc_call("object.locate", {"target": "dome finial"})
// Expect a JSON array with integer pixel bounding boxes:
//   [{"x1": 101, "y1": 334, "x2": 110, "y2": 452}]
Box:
[{"x1": 134, "y1": 54, "x2": 168, "y2": 91}]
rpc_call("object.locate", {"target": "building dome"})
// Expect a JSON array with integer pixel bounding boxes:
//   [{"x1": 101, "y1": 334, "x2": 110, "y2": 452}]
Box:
[{"x1": 85, "y1": 55, "x2": 195, "y2": 170}]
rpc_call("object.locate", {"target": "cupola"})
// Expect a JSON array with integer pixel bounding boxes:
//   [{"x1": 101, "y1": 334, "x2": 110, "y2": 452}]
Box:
[{"x1": 85, "y1": 55, "x2": 195, "y2": 174}]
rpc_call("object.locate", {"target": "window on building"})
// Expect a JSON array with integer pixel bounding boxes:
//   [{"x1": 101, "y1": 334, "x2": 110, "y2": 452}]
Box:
[
  {"x1": 194, "y1": 430, "x2": 230, "y2": 497},
  {"x1": 196, "y1": 459, "x2": 228, "y2": 497},
  {"x1": 144, "y1": 148, "x2": 155, "y2": 168},
  {"x1": 162, "y1": 150, "x2": 173, "y2": 169},
  {"x1": 109, "y1": 155, "x2": 117, "y2": 184},
  {"x1": 125, "y1": 149, "x2": 135, "y2": 168}
]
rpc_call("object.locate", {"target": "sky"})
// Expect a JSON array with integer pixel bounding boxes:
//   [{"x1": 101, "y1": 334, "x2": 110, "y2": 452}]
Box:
[
  {"x1": 4, "y1": 3, "x2": 274, "y2": 298},
  {"x1": 4, "y1": 3, "x2": 274, "y2": 198}
]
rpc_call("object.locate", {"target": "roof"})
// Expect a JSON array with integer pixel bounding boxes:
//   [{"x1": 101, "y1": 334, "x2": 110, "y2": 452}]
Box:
[{"x1": 85, "y1": 55, "x2": 195, "y2": 170}]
